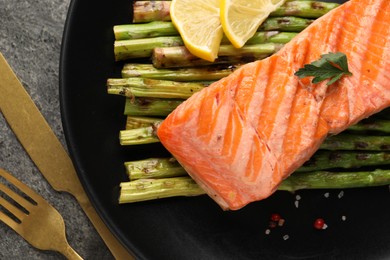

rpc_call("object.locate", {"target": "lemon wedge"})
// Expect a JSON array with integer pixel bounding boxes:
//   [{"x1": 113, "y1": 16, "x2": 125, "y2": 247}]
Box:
[
  {"x1": 170, "y1": 0, "x2": 223, "y2": 62},
  {"x1": 221, "y1": 0, "x2": 287, "y2": 48}
]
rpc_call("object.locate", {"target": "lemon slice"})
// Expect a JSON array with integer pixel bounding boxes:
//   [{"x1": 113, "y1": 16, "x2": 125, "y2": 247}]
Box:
[
  {"x1": 221, "y1": 0, "x2": 286, "y2": 48},
  {"x1": 170, "y1": 0, "x2": 223, "y2": 62}
]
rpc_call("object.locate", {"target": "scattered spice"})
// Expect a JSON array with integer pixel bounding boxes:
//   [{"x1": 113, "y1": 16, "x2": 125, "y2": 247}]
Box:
[
  {"x1": 338, "y1": 190, "x2": 344, "y2": 199},
  {"x1": 278, "y1": 218, "x2": 285, "y2": 227},
  {"x1": 294, "y1": 194, "x2": 301, "y2": 208},
  {"x1": 270, "y1": 213, "x2": 282, "y2": 222},
  {"x1": 341, "y1": 215, "x2": 347, "y2": 221},
  {"x1": 324, "y1": 192, "x2": 330, "y2": 198},
  {"x1": 265, "y1": 229, "x2": 271, "y2": 235},
  {"x1": 283, "y1": 234, "x2": 290, "y2": 240},
  {"x1": 314, "y1": 218, "x2": 326, "y2": 230}
]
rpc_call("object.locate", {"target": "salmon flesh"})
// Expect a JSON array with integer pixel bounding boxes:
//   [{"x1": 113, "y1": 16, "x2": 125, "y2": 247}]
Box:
[{"x1": 157, "y1": 0, "x2": 390, "y2": 210}]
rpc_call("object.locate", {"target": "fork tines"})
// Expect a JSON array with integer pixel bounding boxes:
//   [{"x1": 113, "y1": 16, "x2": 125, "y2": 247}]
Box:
[{"x1": 0, "y1": 169, "x2": 39, "y2": 227}]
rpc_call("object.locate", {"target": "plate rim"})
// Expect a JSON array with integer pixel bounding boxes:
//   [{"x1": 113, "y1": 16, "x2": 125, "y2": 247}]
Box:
[{"x1": 58, "y1": 0, "x2": 390, "y2": 259}]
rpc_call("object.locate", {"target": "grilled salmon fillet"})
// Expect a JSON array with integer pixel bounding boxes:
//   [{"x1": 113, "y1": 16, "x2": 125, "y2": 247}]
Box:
[{"x1": 157, "y1": 0, "x2": 390, "y2": 210}]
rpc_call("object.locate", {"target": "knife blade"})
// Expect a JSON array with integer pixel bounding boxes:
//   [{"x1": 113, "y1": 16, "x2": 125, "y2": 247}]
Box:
[{"x1": 0, "y1": 52, "x2": 133, "y2": 259}]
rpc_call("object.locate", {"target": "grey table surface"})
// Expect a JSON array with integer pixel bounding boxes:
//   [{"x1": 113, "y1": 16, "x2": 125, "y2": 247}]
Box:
[{"x1": 0, "y1": 1, "x2": 114, "y2": 259}]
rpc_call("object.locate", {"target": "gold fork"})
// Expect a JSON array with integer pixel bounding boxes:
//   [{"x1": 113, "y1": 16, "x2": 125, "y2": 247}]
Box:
[{"x1": 0, "y1": 168, "x2": 83, "y2": 259}]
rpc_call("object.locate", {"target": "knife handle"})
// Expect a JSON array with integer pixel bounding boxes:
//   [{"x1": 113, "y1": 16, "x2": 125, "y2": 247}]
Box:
[{"x1": 72, "y1": 184, "x2": 133, "y2": 260}]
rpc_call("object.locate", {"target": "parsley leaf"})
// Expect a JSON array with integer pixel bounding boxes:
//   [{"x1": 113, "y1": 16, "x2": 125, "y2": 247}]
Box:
[{"x1": 294, "y1": 52, "x2": 352, "y2": 85}]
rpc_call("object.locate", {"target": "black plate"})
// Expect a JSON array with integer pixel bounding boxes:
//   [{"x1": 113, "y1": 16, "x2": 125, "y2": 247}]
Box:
[{"x1": 60, "y1": 1, "x2": 390, "y2": 259}]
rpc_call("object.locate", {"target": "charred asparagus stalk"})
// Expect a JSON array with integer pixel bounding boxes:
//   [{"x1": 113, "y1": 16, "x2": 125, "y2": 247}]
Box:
[
  {"x1": 124, "y1": 98, "x2": 182, "y2": 116},
  {"x1": 114, "y1": 21, "x2": 177, "y2": 40},
  {"x1": 279, "y1": 169, "x2": 390, "y2": 192},
  {"x1": 125, "y1": 158, "x2": 186, "y2": 180},
  {"x1": 347, "y1": 118, "x2": 390, "y2": 134},
  {"x1": 120, "y1": 126, "x2": 160, "y2": 145},
  {"x1": 107, "y1": 77, "x2": 207, "y2": 99},
  {"x1": 121, "y1": 63, "x2": 239, "y2": 81},
  {"x1": 297, "y1": 151, "x2": 390, "y2": 171},
  {"x1": 114, "y1": 31, "x2": 297, "y2": 59},
  {"x1": 260, "y1": 16, "x2": 314, "y2": 31},
  {"x1": 151, "y1": 44, "x2": 284, "y2": 68},
  {"x1": 119, "y1": 177, "x2": 204, "y2": 203},
  {"x1": 270, "y1": 1, "x2": 340, "y2": 18},
  {"x1": 114, "y1": 17, "x2": 313, "y2": 40},
  {"x1": 120, "y1": 116, "x2": 163, "y2": 145},
  {"x1": 126, "y1": 116, "x2": 163, "y2": 130},
  {"x1": 119, "y1": 169, "x2": 390, "y2": 203},
  {"x1": 114, "y1": 36, "x2": 182, "y2": 60},
  {"x1": 151, "y1": 49, "x2": 262, "y2": 69},
  {"x1": 132, "y1": 1, "x2": 171, "y2": 23},
  {"x1": 321, "y1": 135, "x2": 390, "y2": 151},
  {"x1": 124, "y1": 151, "x2": 390, "y2": 180},
  {"x1": 132, "y1": 1, "x2": 339, "y2": 23}
]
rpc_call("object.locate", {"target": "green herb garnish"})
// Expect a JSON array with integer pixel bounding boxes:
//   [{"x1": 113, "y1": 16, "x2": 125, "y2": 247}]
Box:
[{"x1": 295, "y1": 52, "x2": 352, "y2": 85}]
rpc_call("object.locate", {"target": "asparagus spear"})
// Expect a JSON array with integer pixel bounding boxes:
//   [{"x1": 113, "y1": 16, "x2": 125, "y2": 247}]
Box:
[
  {"x1": 121, "y1": 63, "x2": 239, "y2": 81},
  {"x1": 133, "y1": 0, "x2": 171, "y2": 23},
  {"x1": 270, "y1": 1, "x2": 339, "y2": 18},
  {"x1": 114, "y1": 32, "x2": 297, "y2": 59},
  {"x1": 107, "y1": 77, "x2": 207, "y2": 99},
  {"x1": 300, "y1": 151, "x2": 390, "y2": 172},
  {"x1": 114, "y1": 18, "x2": 312, "y2": 40},
  {"x1": 119, "y1": 177, "x2": 204, "y2": 203},
  {"x1": 119, "y1": 169, "x2": 390, "y2": 203},
  {"x1": 259, "y1": 16, "x2": 314, "y2": 31},
  {"x1": 152, "y1": 44, "x2": 283, "y2": 68},
  {"x1": 124, "y1": 151, "x2": 390, "y2": 180},
  {"x1": 114, "y1": 21, "x2": 177, "y2": 40},
  {"x1": 120, "y1": 116, "x2": 164, "y2": 145},
  {"x1": 124, "y1": 97, "x2": 182, "y2": 116},
  {"x1": 347, "y1": 118, "x2": 390, "y2": 134},
  {"x1": 152, "y1": 49, "x2": 263, "y2": 69},
  {"x1": 125, "y1": 158, "x2": 186, "y2": 180},
  {"x1": 132, "y1": 1, "x2": 339, "y2": 23},
  {"x1": 120, "y1": 126, "x2": 160, "y2": 145},
  {"x1": 279, "y1": 169, "x2": 390, "y2": 192},
  {"x1": 114, "y1": 36, "x2": 182, "y2": 60},
  {"x1": 321, "y1": 135, "x2": 390, "y2": 151},
  {"x1": 126, "y1": 116, "x2": 163, "y2": 130}
]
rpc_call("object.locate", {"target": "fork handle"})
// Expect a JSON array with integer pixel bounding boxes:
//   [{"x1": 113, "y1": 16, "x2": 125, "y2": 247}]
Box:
[{"x1": 58, "y1": 244, "x2": 83, "y2": 260}]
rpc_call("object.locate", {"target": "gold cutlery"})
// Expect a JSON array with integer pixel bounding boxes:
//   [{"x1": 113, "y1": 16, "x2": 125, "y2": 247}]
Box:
[
  {"x1": 0, "y1": 168, "x2": 83, "y2": 259},
  {"x1": 0, "y1": 52, "x2": 133, "y2": 259}
]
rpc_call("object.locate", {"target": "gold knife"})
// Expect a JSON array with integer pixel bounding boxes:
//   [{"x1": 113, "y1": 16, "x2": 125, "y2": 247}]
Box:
[{"x1": 0, "y1": 52, "x2": 133, "y2": 259}]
